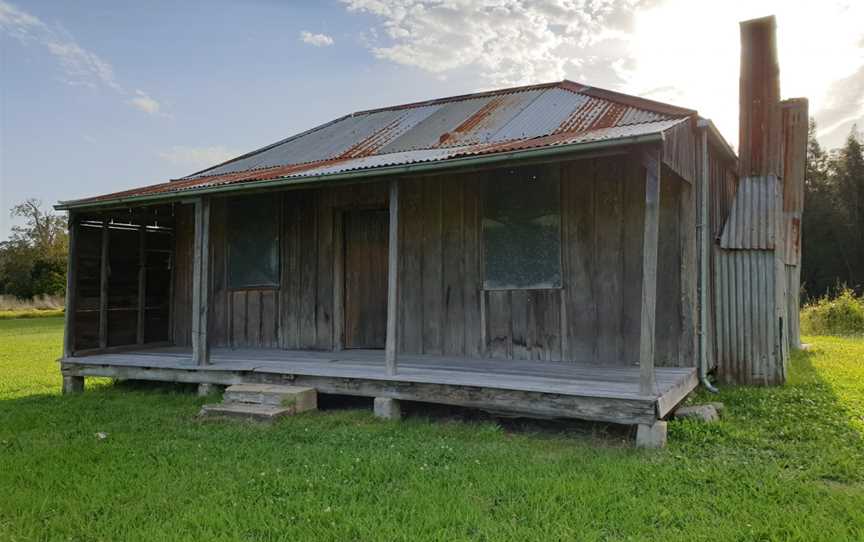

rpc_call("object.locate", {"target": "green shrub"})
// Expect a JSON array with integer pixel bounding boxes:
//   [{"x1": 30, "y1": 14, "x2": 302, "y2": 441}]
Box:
[{"x1": 801, "y1": 287, "x2": 864, "y2": 336}]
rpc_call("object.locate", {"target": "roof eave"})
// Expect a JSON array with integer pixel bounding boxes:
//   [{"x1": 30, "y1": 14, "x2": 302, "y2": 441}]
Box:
[
  {"x1": 697, "y1": 118, "x2": 738, "y2": 164},
  {"x1": 55, "y1": 132, "x2": 665, "y2": 211}
]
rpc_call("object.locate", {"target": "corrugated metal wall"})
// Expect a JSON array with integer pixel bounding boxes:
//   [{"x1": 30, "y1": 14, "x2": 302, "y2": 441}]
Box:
[
  {"x1": 702, "y1": 120, "x2": 792, "y2": 385},
  {"x1": 713, "y1": 248, "x2": 785, "y2": 384}
]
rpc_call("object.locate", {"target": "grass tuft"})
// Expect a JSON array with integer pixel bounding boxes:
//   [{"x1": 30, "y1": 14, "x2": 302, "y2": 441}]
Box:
[
  {"x1": 1, "y1": 317, "x2": 863, "y2": 540},
  {"x1": 801, "y1": 287, "x2": 864, "y2": 336}
]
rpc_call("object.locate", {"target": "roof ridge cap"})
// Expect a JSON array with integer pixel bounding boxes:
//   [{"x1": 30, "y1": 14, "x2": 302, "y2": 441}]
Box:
[{"x1": 349, "y1": 80, "x2": 562, "y2": 117}]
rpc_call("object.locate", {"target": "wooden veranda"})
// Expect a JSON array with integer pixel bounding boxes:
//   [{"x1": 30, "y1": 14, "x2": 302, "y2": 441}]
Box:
[{"x1": 60, "y1": 347, "x2": 696, "y2": 426}]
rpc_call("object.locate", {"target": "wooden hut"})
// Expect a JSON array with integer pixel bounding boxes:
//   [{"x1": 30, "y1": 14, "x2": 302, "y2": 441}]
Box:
[{"x1": 55, "y1": 16, "x2": 806, "y2": 446}]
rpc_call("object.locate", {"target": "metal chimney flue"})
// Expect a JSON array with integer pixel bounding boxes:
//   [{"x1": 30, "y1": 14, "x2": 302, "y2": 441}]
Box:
[{"x1": 739, "y1": 16, "x2": 781, "y2": 177}]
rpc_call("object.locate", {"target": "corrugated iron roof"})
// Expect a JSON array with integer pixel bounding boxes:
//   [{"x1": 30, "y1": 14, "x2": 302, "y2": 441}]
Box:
[{"x1": 60, "y1": 80, "x2": 698, "y2": 208}]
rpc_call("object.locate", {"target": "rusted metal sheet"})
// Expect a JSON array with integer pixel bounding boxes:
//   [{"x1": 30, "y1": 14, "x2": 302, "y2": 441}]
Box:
[
  {"x1": 65, "y1": 118, "x2": 688, "y2": 206},
  {"x1": 738, "y1": 16, "x2": 782, "y2": 178},
  {"x1": 718, "y1": 175, "x2": 778, "y2": 250},
  {"x1": 781, "y1": 98, "x2": 808, "y2": 265},
  {"x1": 61, "y1": 80, "x2": 700, "y2": 208}
]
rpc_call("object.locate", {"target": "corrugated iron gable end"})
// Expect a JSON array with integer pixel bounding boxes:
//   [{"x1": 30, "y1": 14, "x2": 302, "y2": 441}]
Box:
[
  {"x1": 59, "y1": 80, "x2": 708, "y2": 208},
  {"x1": 719, "y1": 175, "x2": 778, "y2": 250}
]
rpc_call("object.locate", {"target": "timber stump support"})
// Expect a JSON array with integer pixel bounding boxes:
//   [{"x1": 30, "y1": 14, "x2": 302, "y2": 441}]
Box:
[
  {"x1": 197, "y1": 383, "x2": 218, "y2": 397},
  {"x1": 374, "y1": 397, "x2": 402, "y2": 420},
  {"x1": 62, "y1": 375, "x2": 84, "y2": 394},
  {"x1": 636, "y1": 421, "x2": 667, "y2": 448}
]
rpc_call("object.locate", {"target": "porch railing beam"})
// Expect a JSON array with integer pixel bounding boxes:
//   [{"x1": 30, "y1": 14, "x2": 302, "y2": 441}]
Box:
[
  {"x1": 385, "y1": 179, "x2": 400, "y2": 376},
  {"x1": 192, "y1": 198, "x2": 211, "y2": 366},
  {"x1": 639, "y1": 148, "x2": 661, "y2": 396}
]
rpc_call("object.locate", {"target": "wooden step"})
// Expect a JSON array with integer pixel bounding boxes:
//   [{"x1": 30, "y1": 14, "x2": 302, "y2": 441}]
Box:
[
  {"x1": 198, "y1": 402, "x2": 296, "y2": 421},
  {"x1": 223, "y1": 384, "x2": 317, "y2": 411}
]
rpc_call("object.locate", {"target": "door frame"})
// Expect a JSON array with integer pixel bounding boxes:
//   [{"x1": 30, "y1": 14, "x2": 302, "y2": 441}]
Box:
[{"x1": 332, "y1": 205, "x2": 390, "y2": 351}]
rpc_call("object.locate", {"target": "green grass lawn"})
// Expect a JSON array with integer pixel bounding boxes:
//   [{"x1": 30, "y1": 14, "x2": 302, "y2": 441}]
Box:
[{"x1": 1, "y1": 318, "x2": 862, "y2": 541}]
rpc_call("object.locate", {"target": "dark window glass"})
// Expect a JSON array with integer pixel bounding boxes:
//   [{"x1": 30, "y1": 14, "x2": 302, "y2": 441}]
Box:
[
  {"x1": 482, "y1": 166, "x2": 561, "y2": 289},
  {"x1": 227, "y1": 195, "x2": 280, "y2": 288}
]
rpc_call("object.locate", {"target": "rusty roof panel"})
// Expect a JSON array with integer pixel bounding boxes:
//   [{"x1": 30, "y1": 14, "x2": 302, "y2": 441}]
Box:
[
  {"x1": 61, "y1": 80, "x2": 710, "y2": 208},
  {"x1": 432, "y1": 88, "x2": 546, "y2": 147},
  {"x1": 377, "y1": 95, "x2": 498, "y2": 153},
  {"x1": 492, "y1": 87, "x2": 589, "y2": 141},
  {"x1": 198, "y1": 105, "x2": 442, "y2": 177}
]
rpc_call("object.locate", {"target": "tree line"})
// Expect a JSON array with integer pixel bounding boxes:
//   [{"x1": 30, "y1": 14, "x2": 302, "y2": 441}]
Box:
[
  {"x1": 801, "y1": 123, "x2": 864, "y2": 299},
  {"x1": 1, "y1": 123, "x2": 862, "y2": 301},
  {"x1": 0, "y1": 199, "x2": 68, "y2": 299}
]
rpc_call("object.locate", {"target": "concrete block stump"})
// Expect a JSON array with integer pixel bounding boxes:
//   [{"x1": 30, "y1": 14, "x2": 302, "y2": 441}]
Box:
[
  {"x1": 62, "y1": 375, "x2": 84, "y2": 394},
  {"x1": 674, "y1": 404, "x2": 720, "y2": 422},
  {"x1": 636, "y1": 421, "x2": 667, "y2": 448},
  {"x1": 197, "y1": 383, "x2": 218, "y2": 397},
  {"x1": 374, "y1": 397, "x2": 402, "y2": 420}
]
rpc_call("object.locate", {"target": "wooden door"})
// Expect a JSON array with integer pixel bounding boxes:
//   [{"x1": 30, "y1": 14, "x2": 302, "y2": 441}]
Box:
[{"x1": 343, "y1": 210, "x2": 389, "y2": 348}]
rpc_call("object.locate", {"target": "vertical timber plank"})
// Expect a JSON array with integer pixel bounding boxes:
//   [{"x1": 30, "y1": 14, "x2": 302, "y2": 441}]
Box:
[
  {"x1": 595, "y1": 158, "x2": 625, "y2": 364},
  {"x1": 98, "y1": 219, "x2": 109, "y2": 350},
  {"x1": 486, "y1": 290, "x2": 511, "y2": 359},
  {"x1": 136, "y1": 224, "x2": 146, "y2": 345},
  {"x1": 247, "y1": 289, "x2": 262, "y2": 347},
  {"x1": 316, "y1": 192, "x2": 334, "y2": 350},
  {"x1": 679, "y1": 178, "x2": 697, "y2": 367},
  {"x1": 332, "y1": 209, "x2": 344, "y2": 351},
  {"x1": 210, "y1": 198, "x2": 228, "y2": 347},
  {"x1": 63, "y1": 212, "x2": 79, "y2": 357},
  {"x1": 261, "y1": 290, "x2": 277, "y2": 348},
  {"x1": 463, "y1": 178, "x2": 483, "y2": 357},
  {"x1": 640, "y1": 149, "x2": 661, "y2": 396},
  {"x1": 656, "y1": 174, "x2": 681, "y2": 366},
  {"x1": 422, "y1": 179, "x2": 443, "y2": 354},
  {"x1": 299, "y1": 191, "x2": 318, "y2": 349},
  {"x1": 399, "y1": 179, "x2": 424, "y2": 354},
  {"x1": 442, "y1": 177, "x2": 465, "y2": 355},
  {"x1": 623, "y1": 159, "x2": 645, "y2": 365},
  {"x1": 564, "y1": 159, "x2": 597, "y2": 362},
  {"x1": 385, "y1": 179, "x2": 400, "y2": 375},
  {"x1": 191, "y1": 198, "x2": 210, "y2": 365},
  {"x1": 510, "y1": 289, "x2": 529, "y2": 360}
]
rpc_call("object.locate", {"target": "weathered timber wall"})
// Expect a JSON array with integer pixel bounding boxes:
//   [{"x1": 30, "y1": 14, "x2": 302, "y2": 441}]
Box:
[
  {"x1": 171, "y1": 156, "x2": 694, "y2": 366},
  {"x1": 172, "y1": 204, "x2": 194, "y2": 347}
]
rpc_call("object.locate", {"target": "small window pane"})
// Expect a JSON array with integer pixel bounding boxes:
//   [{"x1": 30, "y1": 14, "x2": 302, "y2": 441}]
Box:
[
  {"x1": 483, "y1": 167, "x2": 561, "y2": 289},
  {"x1": 228, "y1": 195, "x2": 280, "y2": 288}
]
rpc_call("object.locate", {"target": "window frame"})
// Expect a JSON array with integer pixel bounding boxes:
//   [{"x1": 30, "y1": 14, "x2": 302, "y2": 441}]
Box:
[
  {"x1": 480, "y1": 165, "x2": 564, "y2": 291},
  {"x1": 226, "y1": 194, "x2": 281, "y2": 290}
]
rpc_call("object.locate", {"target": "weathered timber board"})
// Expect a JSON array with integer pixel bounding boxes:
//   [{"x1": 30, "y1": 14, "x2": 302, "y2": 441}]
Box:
[{"x1": 60, "y1": 361, "x2": 664, "y2": 425}]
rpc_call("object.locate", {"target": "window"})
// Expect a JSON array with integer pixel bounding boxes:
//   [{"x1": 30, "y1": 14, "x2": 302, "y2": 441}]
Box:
[
  {"x1": 482, "y1": 166, "x2": 561, "y2": 289},
  {"x1": 227, "y1": 195, "x2": 280, "y2": 288}
]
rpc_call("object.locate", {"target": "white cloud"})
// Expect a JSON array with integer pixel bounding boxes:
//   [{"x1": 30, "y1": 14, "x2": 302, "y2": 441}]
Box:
[
  {"x1": 129, "y1": 90, "x2": 163, "y2": 116},
  {"x1": 342, "y1": 0, "x2": 637, "y2": 86},
  {"x1": 300, "y1": 30, "x2": 334, "y2": 47},
  {"x1": 618, "y1": 0, "x2": 864, "y2": 148},
  {"x1": 158, "y1": 146, "x2": 240, "y2": 170},
  {"x1": 343, "y1": 0, "x2": 863, "y2": 148},
  {"x1": 0, "y1": 0, "x2": 166, "y2": 116}
]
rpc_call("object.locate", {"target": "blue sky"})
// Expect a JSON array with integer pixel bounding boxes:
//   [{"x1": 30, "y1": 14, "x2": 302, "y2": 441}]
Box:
[{"x1": 2, "y1": 0, "x2": 863, "y2": 239}]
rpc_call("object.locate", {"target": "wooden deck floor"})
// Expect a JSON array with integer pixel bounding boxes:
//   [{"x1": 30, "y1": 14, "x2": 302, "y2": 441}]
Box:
[{"x1": 61, "y1": 348, "x2": 697, "y2": 425}]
